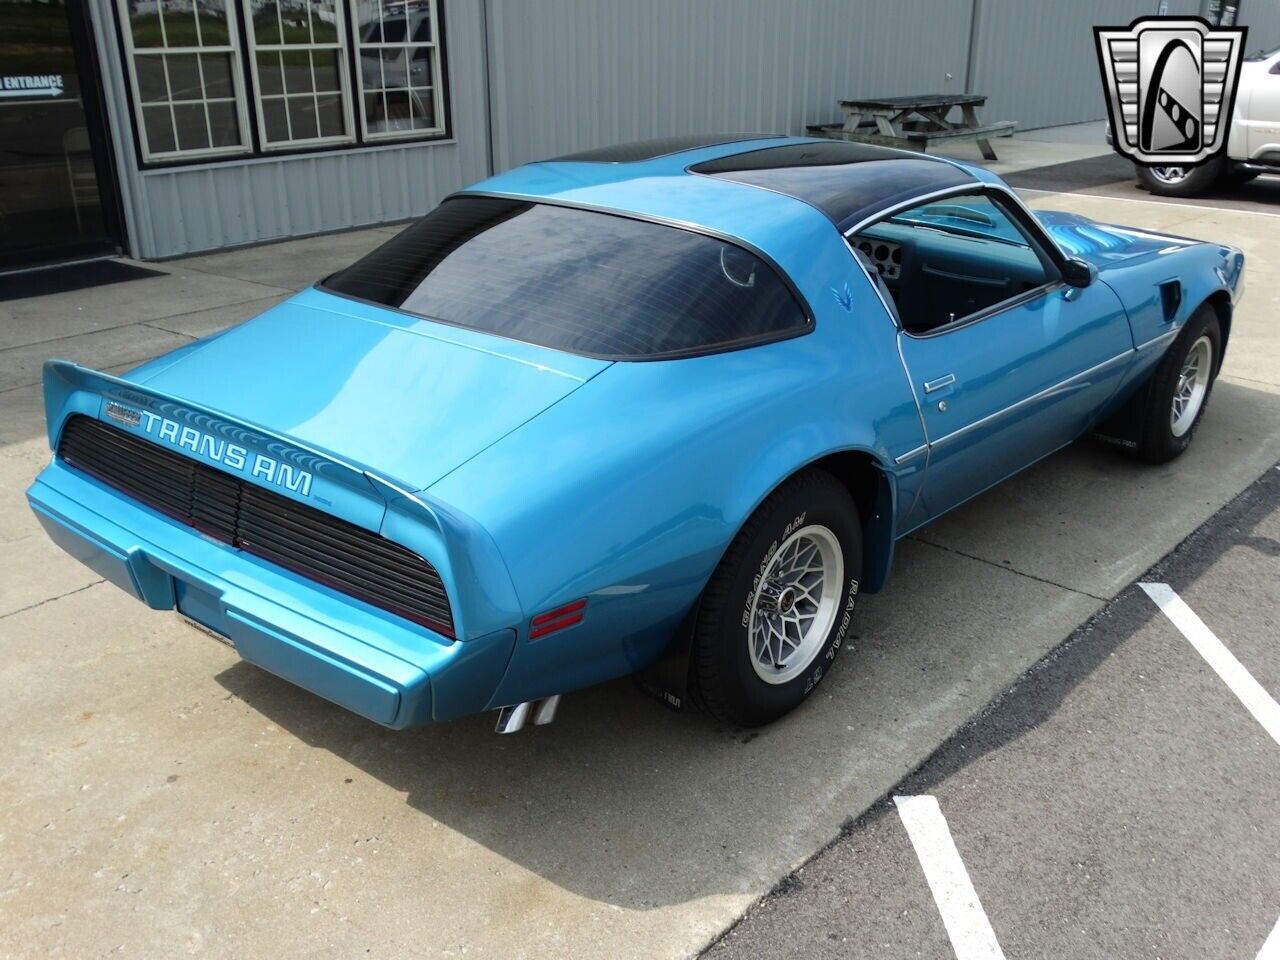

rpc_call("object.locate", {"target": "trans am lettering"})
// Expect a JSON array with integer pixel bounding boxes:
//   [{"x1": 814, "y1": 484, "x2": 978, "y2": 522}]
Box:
[{"x1": 128, "y1": 408, "x2": 313, "y2": 497}]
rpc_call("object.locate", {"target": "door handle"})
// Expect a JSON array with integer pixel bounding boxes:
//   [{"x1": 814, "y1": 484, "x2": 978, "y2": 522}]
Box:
[{"x1": 923, "y1": 373, "x2": 956, "y2": 394}]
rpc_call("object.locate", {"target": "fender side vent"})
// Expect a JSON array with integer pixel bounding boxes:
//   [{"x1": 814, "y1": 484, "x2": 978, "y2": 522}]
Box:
[{"x1": 1158, "y1": 279, "x2": 1182, "y2": 322}]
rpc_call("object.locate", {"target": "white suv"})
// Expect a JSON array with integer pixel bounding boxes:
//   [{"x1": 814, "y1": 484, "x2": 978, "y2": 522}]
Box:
[{"x1": 1123, "y1": 42, "x2": 1280, "y2": 196}]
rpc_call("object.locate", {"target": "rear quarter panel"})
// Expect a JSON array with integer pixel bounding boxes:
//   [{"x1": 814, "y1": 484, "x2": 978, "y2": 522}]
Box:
[{"x1": 428, "y1": 222, "x2": 925, "y2": 706}]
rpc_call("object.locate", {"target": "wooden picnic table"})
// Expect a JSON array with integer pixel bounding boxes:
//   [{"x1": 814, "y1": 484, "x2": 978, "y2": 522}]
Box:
[{"x1": 806, "y1": 93, "x2": 1015, "y2": 160}]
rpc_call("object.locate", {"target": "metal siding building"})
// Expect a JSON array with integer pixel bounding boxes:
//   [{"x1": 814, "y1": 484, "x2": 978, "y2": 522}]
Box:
[
  {"x1": 4, "y1": 0, "x2": 1273, "y2": 265},
  {"x1": 483, "y1": 0, "x2": 977, "y2": 170},
  {"x1": 86, "y1": 0, "x2": 492, "y2": 258}
]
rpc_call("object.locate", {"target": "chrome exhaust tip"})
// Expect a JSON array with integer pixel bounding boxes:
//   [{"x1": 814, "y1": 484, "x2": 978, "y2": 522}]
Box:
[
  {"x1": 533, "y1": 694, "x2": 560, "y2": 726},
  {"x1": 494, "y1": 694, "x2": 561, "y2": 734}
]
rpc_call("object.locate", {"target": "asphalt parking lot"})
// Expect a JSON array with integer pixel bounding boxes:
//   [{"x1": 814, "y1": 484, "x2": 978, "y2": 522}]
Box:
[
  {"x1": 707, "y1": 464, "x2": 1280, "y2": 960},
  {"x1": 1, "y1": 151, "x2": 1278, "y2": 958}
]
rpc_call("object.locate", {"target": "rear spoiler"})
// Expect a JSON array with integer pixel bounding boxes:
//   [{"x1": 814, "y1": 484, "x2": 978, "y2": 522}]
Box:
[{"x1": 42, "y1": 360, "x2": 523, "y2": 638}]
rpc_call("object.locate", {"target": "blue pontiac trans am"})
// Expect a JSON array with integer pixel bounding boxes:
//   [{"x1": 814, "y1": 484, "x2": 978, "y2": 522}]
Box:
[{"x1": 27, "y1": 135, "x2": 1244, "y2": 731}]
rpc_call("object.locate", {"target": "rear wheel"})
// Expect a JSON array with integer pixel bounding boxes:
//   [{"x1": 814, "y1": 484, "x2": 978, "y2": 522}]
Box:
[
  {"x1": 1136, "y1": 305, "x2": 1221, "y2": 463},
  {"x1": 1135, "y1": 157, "x2": 1223, "y2": 196},
  {"x1": 692, "y1": 469, "x2": 861, "y2": 727}
]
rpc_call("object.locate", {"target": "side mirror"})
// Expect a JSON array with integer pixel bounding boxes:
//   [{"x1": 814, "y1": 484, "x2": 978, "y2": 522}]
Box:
[{"x1": 1062, "y1": 257, "x2": 1097, "y2": 288}]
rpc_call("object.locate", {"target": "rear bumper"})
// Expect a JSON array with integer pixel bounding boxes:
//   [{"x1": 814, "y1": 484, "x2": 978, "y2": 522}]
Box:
[{"x1": 27, "y1": 460, "x2": 515, "y2": 729}]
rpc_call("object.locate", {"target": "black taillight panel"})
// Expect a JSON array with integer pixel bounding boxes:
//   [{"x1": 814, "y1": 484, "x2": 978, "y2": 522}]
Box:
[{"x1": 57, "y1": 415, "x2": 454, "y2": 637}]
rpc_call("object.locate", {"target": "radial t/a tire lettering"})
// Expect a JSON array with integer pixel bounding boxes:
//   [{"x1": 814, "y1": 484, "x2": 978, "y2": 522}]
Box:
[
  {"x1": 691, "y1": 469, "x2": 861, "y2": 727},
  {"x1": 1136, "y1": 304, "x2": 1221, "y2": 464}
]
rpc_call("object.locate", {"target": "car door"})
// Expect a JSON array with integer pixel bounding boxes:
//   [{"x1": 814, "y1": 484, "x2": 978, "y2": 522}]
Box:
[{"x1": 860, "y1": 189, "x2": 1133, "y2": 524}]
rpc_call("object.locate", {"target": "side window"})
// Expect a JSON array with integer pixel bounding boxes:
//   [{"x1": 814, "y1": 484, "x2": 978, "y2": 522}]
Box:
[{"x1": 849, "y1": 192, "x2": 1060, "y2": 336}]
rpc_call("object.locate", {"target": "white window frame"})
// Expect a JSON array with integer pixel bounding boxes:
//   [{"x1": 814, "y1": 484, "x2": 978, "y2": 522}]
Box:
[
  {"x1": 244, "y1": 0, "x2": 357, "y2": 150},
  {"x1": 348, "y1": 0, "x2": 446, "y2": 142},
  {"x1": 116, "y1": 0, "x2": 254, "y2": 162}
]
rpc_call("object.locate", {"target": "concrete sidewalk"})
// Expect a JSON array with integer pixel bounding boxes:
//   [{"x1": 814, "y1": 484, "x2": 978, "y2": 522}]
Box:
[
  {"x1": 934, "y1": 119, "x2": 1114, "y2": 176},
  {"x1": 1, "y1": 138, "x2": 1278, "y2": 959}
]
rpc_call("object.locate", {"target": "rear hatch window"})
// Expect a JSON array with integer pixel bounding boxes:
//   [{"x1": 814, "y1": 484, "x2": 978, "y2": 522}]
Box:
[{"x1": 321, "y1": 196, "x2": 811, "y2": 360}]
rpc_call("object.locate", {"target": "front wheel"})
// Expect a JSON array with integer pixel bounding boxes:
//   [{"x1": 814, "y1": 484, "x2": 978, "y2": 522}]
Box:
[
  {"x1": 1136, "y1": 305, "x2": 1221, "y2": 463},
  {"x1": 691, "y1": 469, "x2": 861, "y2": 727},
  {"x1": 1135, "y1": 157, "x2": 1223, "y2": 197}
]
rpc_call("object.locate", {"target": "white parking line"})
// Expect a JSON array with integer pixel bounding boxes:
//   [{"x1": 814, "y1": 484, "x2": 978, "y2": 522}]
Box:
[
  {"x1": 893, "y1": 795, "x2": 1007, "y2": 960},
  {"x1": 1140, "y1": 583, "x2": 1280, "y2": 748},
  {"x1": 1258, "y1": 915, "x2": 1280, "y2": 960}
]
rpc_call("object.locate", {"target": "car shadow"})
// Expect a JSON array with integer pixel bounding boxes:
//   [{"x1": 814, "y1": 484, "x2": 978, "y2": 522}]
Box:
[
  {"x1": 209, "y1": 381, "x2": 1280, "y2": 911},
  {"x1": 1005, "y1": 152, "x2": 1280, "y2": 210},
  {"x1": 1085, "y1": 168, "x2": 1280, "y2": 211}
]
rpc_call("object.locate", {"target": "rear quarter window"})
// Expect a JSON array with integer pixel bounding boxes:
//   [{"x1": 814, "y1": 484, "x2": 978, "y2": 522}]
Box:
[{"x1": 321, "y1": 196, "x2": 811, "y2": 360}]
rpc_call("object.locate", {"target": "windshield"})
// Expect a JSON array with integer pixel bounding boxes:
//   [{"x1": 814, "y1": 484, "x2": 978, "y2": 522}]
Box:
[
  {"x1": 321, "y1": 197, "x2": 810, "y2": 360},
  {"x1": 1245, "y1": 42, "x2": 1280, "y2": 61}
]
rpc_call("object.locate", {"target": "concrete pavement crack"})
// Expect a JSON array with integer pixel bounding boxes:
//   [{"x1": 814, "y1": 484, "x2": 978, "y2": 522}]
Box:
[
  {"x1": 909, "y1": 535, "x2": 1109, "y2": 601},
  {"x1": 1, "y1": 580, "x2": 105, "y2": 620},
  {"x1": 137, "y1": 321, "x2": 197, "y2": 340}
]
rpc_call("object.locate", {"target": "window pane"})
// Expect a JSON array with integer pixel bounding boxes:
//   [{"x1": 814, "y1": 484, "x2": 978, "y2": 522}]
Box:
[
  {"x1": 367, "y1": 89, "x2": 413, "y2": 134},
  {"x1": 352, "y1": 0, "x2": 398, "y2": 42},
  {"x1": 362, "y1": 91, "x2": 385, "y2": 132},
  {"x1": 158, "y1": 6, "x2": 201, "y2": 46},
  {"x1": 286, "y1": 94, "x2": 319, "y2": 140},
  {"x1": 379, "y1": 47, "x2": 401, "y2": 75},
  {"x1": 380, "y1": 17, "x2": 406, "y2": 42},
  {"x1": 248, "y1": 0, "x2": 282, "y2": 45},
  {"x1": 410, "y1": 87, "x2": 435, "y2": 128},
  {"x1": 165, "y1": 54, "x2": 202, "y2": 101},
  {"x1": 322, "y1": 198, "x2": 810, "y2": 360},
  {"x1": 207, "y1": 101, "x2": 240, "y2": 146},
  {"x1": 256, "y1": 50, "x2": 284, "y2": 94},
  {"x1": 135, "y1": 55, "x2": 168, "y2": 102},
  {"x1": 310, "y1": 4, "x2": 338, "y2": 44},
  {"x1": 196, "y1": 0, "x2": 231, "y2": 44},
  {"x1": 262, "y1": 97, "x2": 290, "y2": 141},
  {"x1": 173, "y1": 102, "x2": 211, "y2": 151},
  {"x1": 407, "y1": 46, "x2": 432, "y2": 86},
  {"x1": 279, "y1": 49, "x2": 315, "y2": 93},
  {"x1": 411, "y1": 13, "x2": 433, "y2": 43},
  {"x1": 129, "y1": 6, "x2": 166, "y2": 47},
  {"x1": 258, "y1": 0, "x2": 317, "y2": 44},
  {"x1": 199, "y1": 52, "x2": 234, "y2": 98},
  {"x1": 142, "y1": 104, "x2": 177, "y2": 153},
  {"x1": 313, "y1": 51, "x2": 341, "y2": 92},
  {"x1": 374, "y1": 5, "x2": 407, "y2": 43},
  {"x1": 317, "y1": 94, "x2": 344, "y2": 137}
]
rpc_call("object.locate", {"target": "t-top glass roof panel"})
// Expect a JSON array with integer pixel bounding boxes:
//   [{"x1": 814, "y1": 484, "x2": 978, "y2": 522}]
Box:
[
  {"x1": 690, "y1": 141, "x2": 977, "y2": 232},
  {"x1": 548, "y1": 133, "x2": 785, "y2": 163}
]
